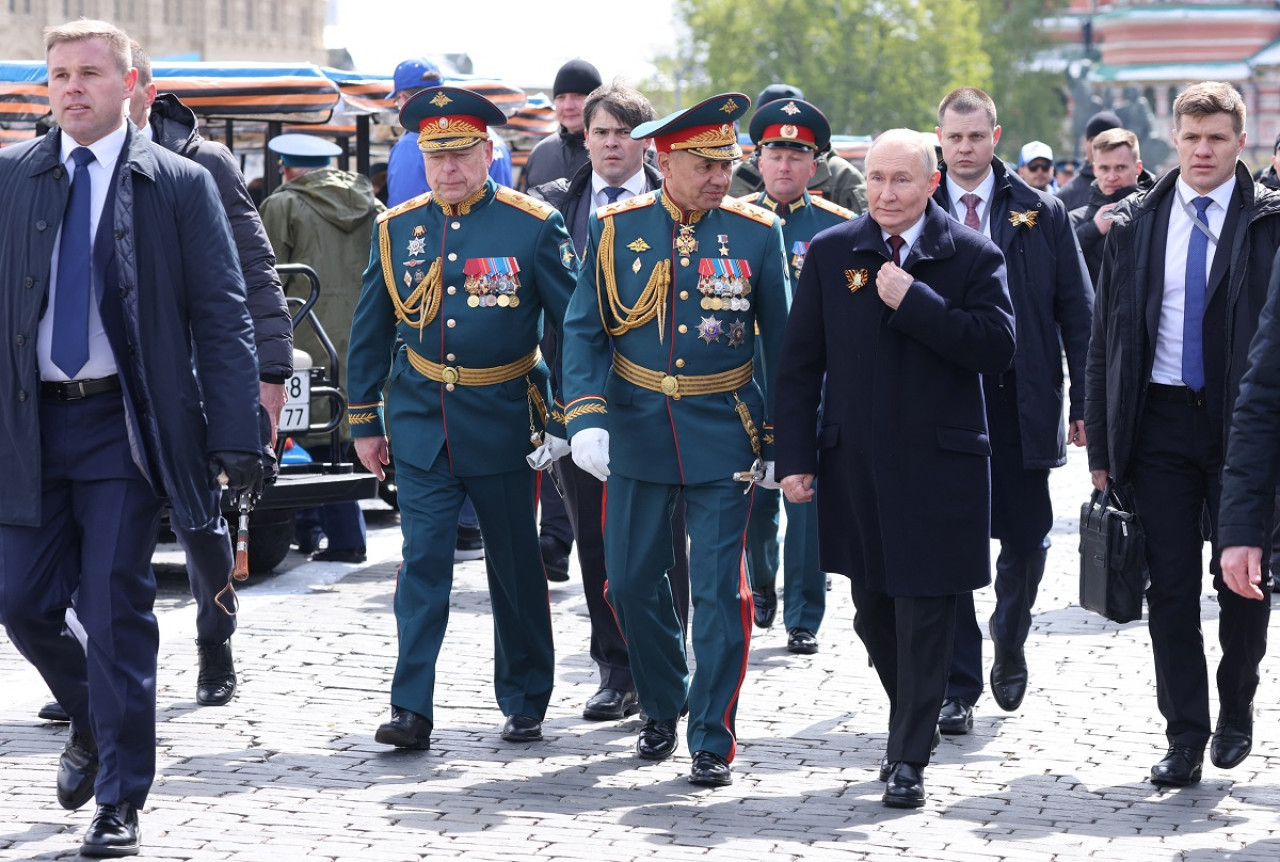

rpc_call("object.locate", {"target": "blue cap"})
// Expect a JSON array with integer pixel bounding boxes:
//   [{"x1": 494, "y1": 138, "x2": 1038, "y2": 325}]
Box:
[
  {"x1": 749, "y1": 98, "x2": 830, "y2": 152},
  {"x1": 268, "y1": 133, "x2": 341, "y2": 167},
  {"x1": 400, "y1": 86, "x2": 507, "y2": 152},
  {"x1": 390, "y1": 58, "x2": 443, "y2": 98},
  {"x1": 634, "y1": 92, "x2": 750, "y2": 161}
]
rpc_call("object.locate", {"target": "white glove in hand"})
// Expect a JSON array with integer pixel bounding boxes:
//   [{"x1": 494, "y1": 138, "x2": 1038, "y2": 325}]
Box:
[
  {"x1": 759, "y1": 460, "x2": 781, "y2": 490},
  {"x1": 526, "y1": 433, "x2": 571, "y2": 471},
  {"x1": 571, "y1": 428, "x2": 611, "y2": 481}
]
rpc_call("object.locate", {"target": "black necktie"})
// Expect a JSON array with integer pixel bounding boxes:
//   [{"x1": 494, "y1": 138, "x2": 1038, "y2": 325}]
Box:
[
  {"x1": 602, "y1": 186, "x2": 625, "y2": 203},
  {"x1": 52, "y1": 146, "x2": 96, "y2": 378}
]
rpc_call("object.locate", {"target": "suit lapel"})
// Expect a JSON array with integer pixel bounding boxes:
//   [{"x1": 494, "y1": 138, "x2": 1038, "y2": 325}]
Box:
[
  {"x1": 1145, "y1": 191, "x2": 1173, "y2": 348},
  {"x1": 1204, "y1": 185, "x2": 1242, "y2": 307}
]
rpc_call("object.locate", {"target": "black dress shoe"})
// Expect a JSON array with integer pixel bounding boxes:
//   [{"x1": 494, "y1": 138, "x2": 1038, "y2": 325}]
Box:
[
  {"x1": 689, "y1": 750, "x2": 733, "y2": 786},
  {"x1": 883, "y1": 762, "x2": 926, "y2": 808},
  {"x1": 57, "y1": 727, "x2": 97, "y2": 811},
  {"x1": 938, "y1": 698, "x2": 974, "y2": 735},
  {"x1": 501, "y1": 714, "x2": 543, "y2": 742},
  {"x1": 636, "y1": 717, "x2": 680, "y2": 760},
  {"x1": 786, "y1": 628, "x2": 819, "y2": 654},
  {"x1": 989, "y1": 622, "x2": 1028, "y2": 712},
  {"x1": 39, "y1": 700, "x2": 70, "y2": 722},
  {"x1": 540, "y1": 535, "x2": 571, "y2": 582},
  {"x1": 1211, "y1": 706, "x2": 1253, "y2": 770},
  {"x1": 752, "y1": 588, "x2": 778, "y2": 629},
  {"x1": 195, "y1": 638, "x2": 237, "y2": 706},
  {"x1": 80, "y1": 801, "x2": 139, "y2": 857},
  {"x1": 310, "y1": 547, "x2": 367, "y2": 563},
  {"x1": 1150, "y1": 743, "x2": 1204, "y2": 787},
  {"x1": 880, "y1": 728, "x2": 940, "y2": 781},
  {"x1": 375, "y1": 706, "x2": 432, "y2": 750},
  {"x1": 583, "y1": 687, "x2": 639, "y2": 721}
]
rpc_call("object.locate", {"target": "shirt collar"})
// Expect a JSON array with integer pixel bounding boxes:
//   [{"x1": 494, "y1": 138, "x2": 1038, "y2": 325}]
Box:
[
  {"x1": 1176, "y1": 173, "x2": 1235, "y2": 214},
  {"x1": 592, "y1": 167, "x2": 647, "y2": 198},
  {"x1": 881, "y1": 211, "x2": 927, "y2": 251},
  {"x1": 946, "y1": 168, "x2": 996, "y2": 209},
  {"x1": 61, "y1": 120, "x2": 128, "y2": 173}
]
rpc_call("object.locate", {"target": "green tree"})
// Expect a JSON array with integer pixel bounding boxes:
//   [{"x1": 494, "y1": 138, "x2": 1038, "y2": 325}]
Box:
[{"x1": 664, "y1": 0, "x2": 991, "y2": 136}]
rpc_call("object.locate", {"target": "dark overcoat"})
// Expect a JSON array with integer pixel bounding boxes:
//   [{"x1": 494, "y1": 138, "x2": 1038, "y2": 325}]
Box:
[
  {"x1": 0, "y1": 125, "x2": 261, "y2": 530},
  {"x1": 774, "y1": 200, "x2": 1015, "y2": 597}
]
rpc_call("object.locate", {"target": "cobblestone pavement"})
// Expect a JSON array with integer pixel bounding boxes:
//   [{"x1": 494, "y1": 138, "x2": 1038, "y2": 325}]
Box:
[{"x1": 2, "y1": 447, "x2": 1279, "y2": 860}]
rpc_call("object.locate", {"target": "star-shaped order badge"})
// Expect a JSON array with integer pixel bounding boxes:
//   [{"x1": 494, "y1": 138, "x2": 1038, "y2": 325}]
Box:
[
  {"x1": 1008, "y1": 210, "x2": 1039, "y2": 228},
  {"x1": 727, "y1": 318, "x2": 746, "y2": 348},
  {"x1": 407, "y1": 236, "x2": 427, "y2": 256},
  {"x1": 698, "y1": 315, "x2": 723, "y2": 344}
]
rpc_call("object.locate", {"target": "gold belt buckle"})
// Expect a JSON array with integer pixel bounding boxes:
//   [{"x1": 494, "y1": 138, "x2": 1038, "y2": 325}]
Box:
[
  {"x1": 441, "y1": 366, "x2": 460, "y2": 385},
  {"x1": 660, "y1": 375, "x2": 680, "y2": 398}
]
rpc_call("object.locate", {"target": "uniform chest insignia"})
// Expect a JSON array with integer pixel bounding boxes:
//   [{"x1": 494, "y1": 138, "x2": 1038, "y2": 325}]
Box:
[
  {"x1": 412, "y1": 225, "x2": 426, "y2": 237},
  {"x1": 846, "y1": 268, "x2": 870, "y2": 293},
  {"x1": 791, "y1": 240, "x2": 810, "y2": 278},
  {"x1": 676, "y1": 224, "x2": 698, "y2": 256},
  {"x1": 1009, "y1": 210, "x2": 1038, "y2": 228},
  {"x1": 717, "y1": 234, "x2": 729, "y2": 256},
  {"x1": 627, "y1": 238, "x2": 651, "y2": 253},
  {"x1": 407, "y1": 236, "x2": 427, "y2": 256},
  {"x1": 727, "y1": 318, "x2": 746, "y2": 348},
  {"x1": 463, "y1": 257, "x2": 523, "y2": 307},
  {"x1": 632, "y1": 257, "x2": 643, "y2": 274},
  {"x1": 403, "y1": 270, "x2": 412, "y2": 287},
  {"x1": 698, "y1": 314, "x2": 724, "y2": 344},
  {"x1": 698, "y1": 258, "x2": 752, "y2": 310},
  {"x1": 403, "y1": 258, "x2": 425, "y2": 268}
]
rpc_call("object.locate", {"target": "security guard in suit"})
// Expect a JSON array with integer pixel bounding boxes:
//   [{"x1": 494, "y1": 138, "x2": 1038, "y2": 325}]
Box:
[
  {"x1": 561, "y1": 93, "x2": 791, "y2": 787},
  {"x1": 347, "y1": 87, "x2": 578, "y2": 750},
  {"x1": 738, "y1": 99, "x2": 854, "y2": 656}
]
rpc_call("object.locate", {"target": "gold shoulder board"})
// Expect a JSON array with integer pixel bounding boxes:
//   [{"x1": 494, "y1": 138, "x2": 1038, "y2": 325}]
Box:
[
  {"x1": 600, "y1": 190, "x2": 659, "y2": 217},
  {"x1": 378, "y1": 191, "x2": 433, "y2": 224},
  {"x1": 721, "y1": 196, "x2": 777, "y2": 227},
  {"x1": 810, "y1": 196, "x2": 858, "y2": 221},
  {"x1": 495, "y1": 186, "x2": 556, "y2": 221}
]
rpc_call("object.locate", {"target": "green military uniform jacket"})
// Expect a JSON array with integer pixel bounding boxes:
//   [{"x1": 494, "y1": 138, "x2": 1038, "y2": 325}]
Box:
[
  {"x1": 561, "y1": 188, "x2": 791, "y2": 485},
  {"x1": 740, "y1": 189, "x2": 858, "y2": 284},
  {"x1": 346, "y1": 177, "x2": 577, "y2": 476}
]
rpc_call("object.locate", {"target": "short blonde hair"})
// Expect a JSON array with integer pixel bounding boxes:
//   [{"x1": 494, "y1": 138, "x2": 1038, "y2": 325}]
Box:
[
  {"x1": 1173, "y1": 81, "x2": 1245, "y2": 135},
  {"x1": 44, "y1": 19, "x2": 131, "y2": 74},
  {"x1": 1091, "y1": 128, "x2": 1140, "y2": 163}
]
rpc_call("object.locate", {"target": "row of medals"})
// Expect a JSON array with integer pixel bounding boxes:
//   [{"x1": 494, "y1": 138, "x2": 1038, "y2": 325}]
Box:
[
  {"x1": 698, "y1": 276, "x2": 751, "y2": 311},
  {"x1": 465, "y1": 275, "x2": 521, "y2": 308}
]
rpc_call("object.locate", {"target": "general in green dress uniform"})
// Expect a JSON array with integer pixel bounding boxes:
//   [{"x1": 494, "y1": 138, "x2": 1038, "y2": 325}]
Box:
[
  {"x1": 347, "y1": 87, "x2": 577, "y2": 750},
  {"x1": 561, "y1": 93, "x2": 791, "y2": 786},
  {"x1": 738, "y1": 99, "x2": 856, "y2": 655}
]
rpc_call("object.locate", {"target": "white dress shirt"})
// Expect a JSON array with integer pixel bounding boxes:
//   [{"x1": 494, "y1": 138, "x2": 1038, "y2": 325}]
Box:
[
  {"x1": 38, "y1": 121, "x2": 128, "y2": 382},
  {"x1": 1151, "y1": 175, "x2": 1235, "y2": 387},
  {"x1": 591, "y1": 167, "x2": 648, "y2": 210},
  {"x1": 881, "y1": 212, "x2": 928, "y2": 263},
  {"x1": 945, "y1": 169, "x2": 997, "y2": 239}
]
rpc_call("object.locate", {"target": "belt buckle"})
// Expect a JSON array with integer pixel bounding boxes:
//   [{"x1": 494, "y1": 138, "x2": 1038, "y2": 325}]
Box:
[
  {"x1": 63, "y1": 380, "x2": 88, "y2": 400},
  {"x1": 441, "y1": 366, "x2": 460, "y2": 385},
  {"x1": 660, "y1": 374, "x2": 680, "y2": 399}
]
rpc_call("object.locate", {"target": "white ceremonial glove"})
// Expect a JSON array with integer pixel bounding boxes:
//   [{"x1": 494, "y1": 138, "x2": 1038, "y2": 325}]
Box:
[
  {"x1": 758, "y1": 461, "x2": 781, "y2": 490},
  {"x1": 571, "y1": 428, "x2": 611, "y2": 482},
  {"x1": 526, "y1": 433, "x2": 571, "y2": 471}
]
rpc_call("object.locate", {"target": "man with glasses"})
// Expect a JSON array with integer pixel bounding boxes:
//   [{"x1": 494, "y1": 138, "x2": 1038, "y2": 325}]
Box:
[{"x1": 1016, "y1": 141, "x2": 1055, "y2": 192}]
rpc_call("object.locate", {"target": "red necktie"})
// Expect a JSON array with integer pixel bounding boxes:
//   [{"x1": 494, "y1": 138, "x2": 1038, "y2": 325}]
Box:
[
  {"x1": 959, "y1": 193, "x2": 981, "y2": 231},
  {"x1": 888, "y1": 235, "x2": 905, "y2": 267}
]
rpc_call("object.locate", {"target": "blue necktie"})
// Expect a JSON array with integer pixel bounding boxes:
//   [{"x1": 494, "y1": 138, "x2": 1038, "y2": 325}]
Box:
[
  {"x1": 52, "y1": 146, "x2": 96, "y2": 378},
  {"x1": 602, "y1": 186, "x2": 625, "y2": 203},
  {"x1": 1182, "y1": 195, "x2": 1213, "y2": 392}
]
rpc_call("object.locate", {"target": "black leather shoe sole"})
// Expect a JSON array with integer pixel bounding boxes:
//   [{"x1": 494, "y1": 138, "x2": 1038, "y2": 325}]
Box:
[
  {"x1": 883, "y1": 787, "x2": 926, "y2": 808},
  {"x1": 501, "y1": 716, "x2": 543, "y2": 742},
  {"x1": 375, "y1": 724, "x2": 431, "y2": 750},
  {"x1": 1150, "y1": 767, "x2": 1202, "y2": 787}
]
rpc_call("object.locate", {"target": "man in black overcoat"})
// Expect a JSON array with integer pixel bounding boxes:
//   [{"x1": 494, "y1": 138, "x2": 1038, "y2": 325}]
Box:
[{"x1": 775, "y1": 129, "x2": 1015, "y2": 809}]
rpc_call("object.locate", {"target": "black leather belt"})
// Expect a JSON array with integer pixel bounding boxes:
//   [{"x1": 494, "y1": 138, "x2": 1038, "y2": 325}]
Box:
[
  {"x1": 40, "y1": 374, "x2": 121, "y2": 400},
  {"x1": 1147, "y1": 382, "x2": 1204, "y2": 407}
]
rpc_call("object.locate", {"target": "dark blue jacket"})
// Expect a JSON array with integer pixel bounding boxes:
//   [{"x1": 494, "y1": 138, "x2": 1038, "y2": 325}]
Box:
[
  {"x1": 775, "y1": 200, "x2": 1015, "y2": 597},
  {"x1": 0, "y1": 124, "x2": 262, "y2": 529},
  {"x1": 934, "y1": 158, "x2": 1093, "y2": 469}
]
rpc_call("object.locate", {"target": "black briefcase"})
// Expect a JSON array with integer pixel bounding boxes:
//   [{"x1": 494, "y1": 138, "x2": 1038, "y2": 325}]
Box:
[{"x1": 1079, "y1": 483, "x2": 1148, "y2": 623}]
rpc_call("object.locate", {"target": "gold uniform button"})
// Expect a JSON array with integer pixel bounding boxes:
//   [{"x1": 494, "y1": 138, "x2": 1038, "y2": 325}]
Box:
[
  {"x1": 678, "y1": 324, "x2": 688, "y2": 334},
  {"x1": 447, "y1": 286, "x2": 457, "y2": 295},
  {"x1": 679, "y1": 290, "x2": 689, "y2": 300},
  {"x1": 675, "y1": 358, "x2": 685, "y2": 368},
  {"x1": 448, "y1": 253, "x2": 458, "y2": 261},
  {"x1": 446, "y1": 353, "x2": 456, "y2": 362},
  {"x1": 451, "y1": 221, "x2": 461, "y2": 230},
  {"x1": 447, "y1": 319, "x2": 457, "y2": 328}
]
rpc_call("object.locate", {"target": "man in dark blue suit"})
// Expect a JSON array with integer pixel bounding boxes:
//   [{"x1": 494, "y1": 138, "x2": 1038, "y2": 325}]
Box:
[
  {"x1": 775, "y1": 128, "x2": 1015, "y2": 808},
  {"x1": 0, "y1": 20, "x2": 262, "y2": 857}
]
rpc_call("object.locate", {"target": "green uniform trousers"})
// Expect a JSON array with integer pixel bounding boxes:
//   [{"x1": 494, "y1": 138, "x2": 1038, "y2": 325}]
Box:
[{"x1": 745, "y1": 487, "x2": 827, "y2": 632}]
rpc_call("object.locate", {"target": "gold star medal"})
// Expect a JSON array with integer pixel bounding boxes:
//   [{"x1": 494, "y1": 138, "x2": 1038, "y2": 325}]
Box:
[
  {"x1": 717, "y1": 234, "x2": 729, "y2": 256},
  {"x1": 845, "y1": 268, "x2": 869, "y2": 293}
]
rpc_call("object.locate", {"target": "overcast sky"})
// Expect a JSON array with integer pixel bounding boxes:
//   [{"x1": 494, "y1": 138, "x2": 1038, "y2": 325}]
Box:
[{"x1": 326, "y1": 0, "x2": 678, "y2": 90}]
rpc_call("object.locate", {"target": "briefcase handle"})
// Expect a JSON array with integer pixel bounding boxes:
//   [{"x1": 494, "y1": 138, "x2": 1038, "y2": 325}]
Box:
[{"x1": 1101, "y1": 479, "x2": 1138, "y2": 516}]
